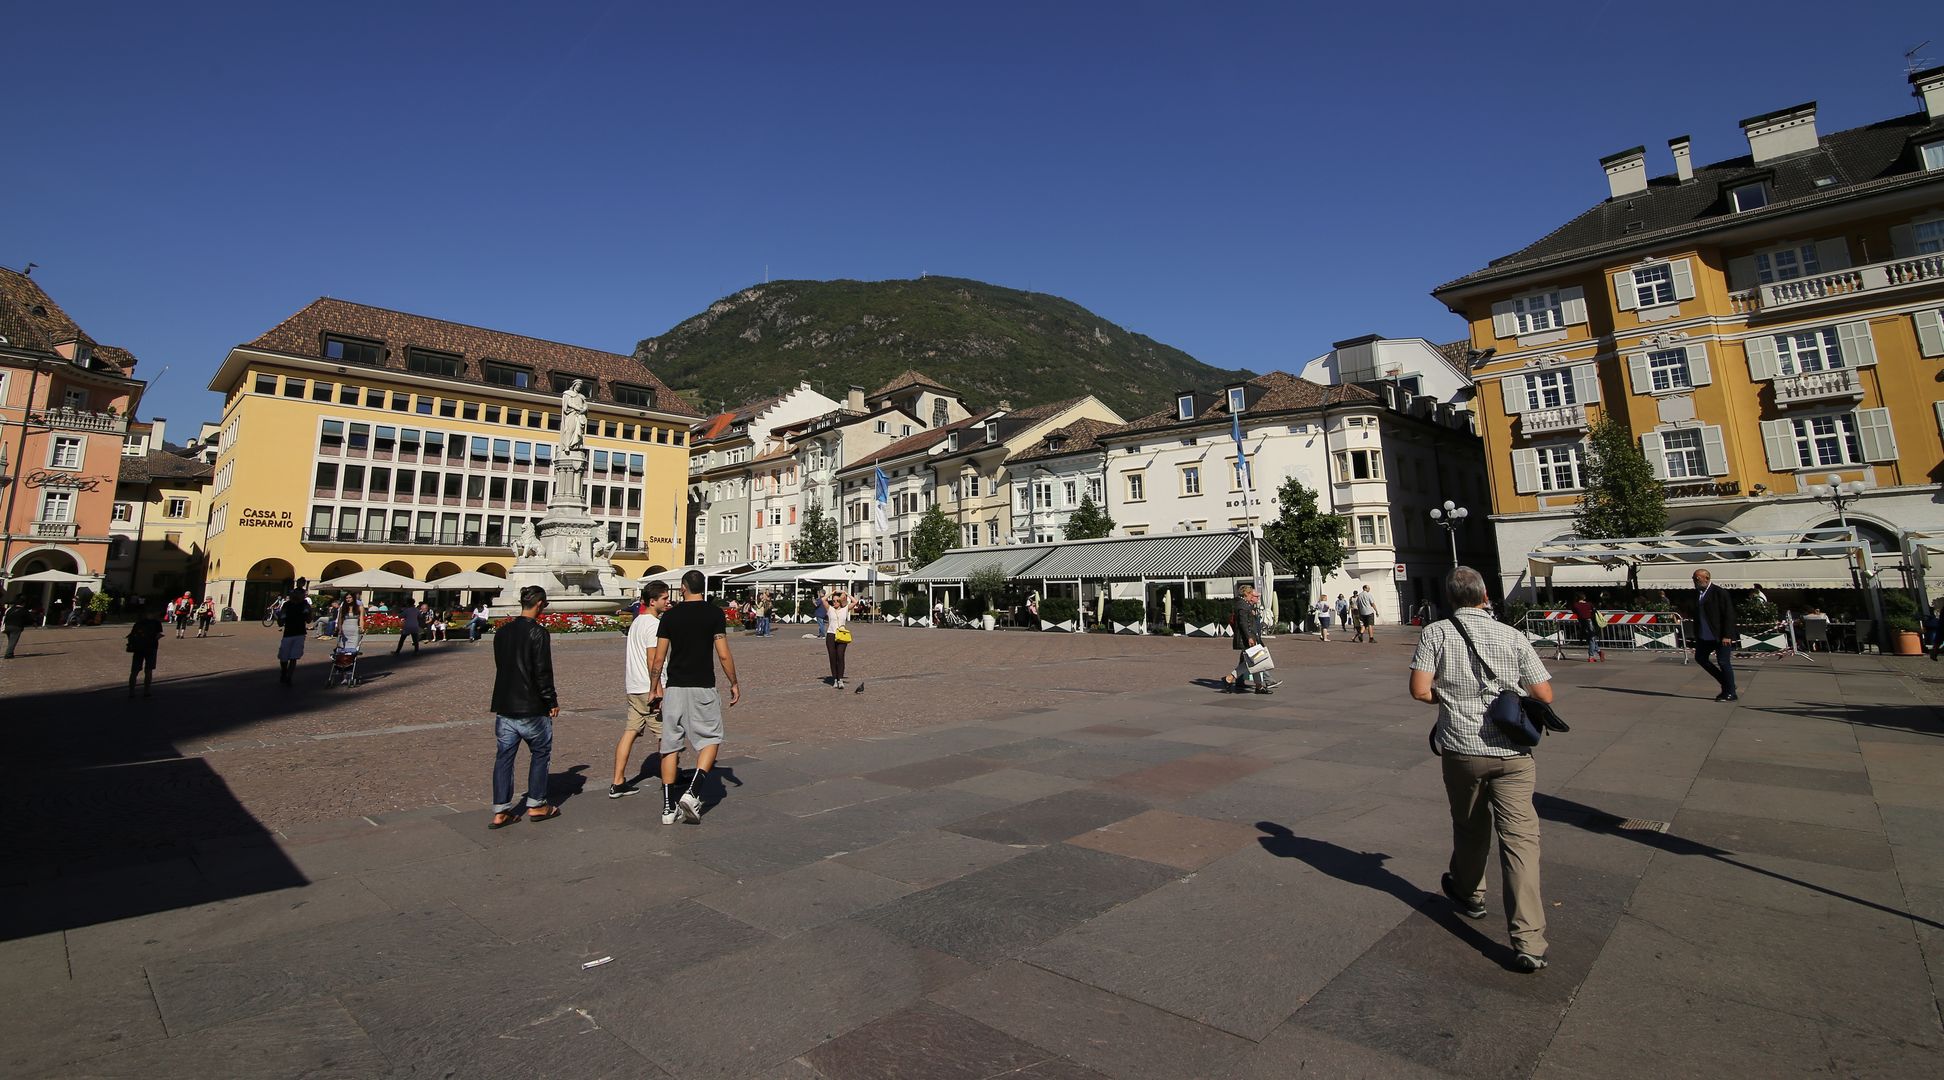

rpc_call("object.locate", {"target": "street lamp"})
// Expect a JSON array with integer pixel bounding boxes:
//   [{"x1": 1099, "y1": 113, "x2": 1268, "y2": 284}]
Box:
[
  {"x1": 1808, "y1": 473, "x2": 1870, "y2": 587},
  {"x1": 1429, "y1": 500, "x2": 1468, "y2": 569}
]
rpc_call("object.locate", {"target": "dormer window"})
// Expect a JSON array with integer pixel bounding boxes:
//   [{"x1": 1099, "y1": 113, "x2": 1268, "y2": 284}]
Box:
[
  {"x1": 323, "y1": 334, "x2": 384, "y2": 366},
  {"x1": 406, "y1": 348, "x2": 464, "y2": 377},
  {"x1": 1046, "y1": 436, "x2": 1066, "y2": 452},
  {"x1": 1730, "y1": 182, "x2": 1770, "y2": 213},
  {"x1": 948, "y1": 432, "x2": 961, "y2": 452},
  {"x1": 985, "y1": 422, "x2": 998, "y2": 444},
  {"x1": 482, "y1": 361, "x2": 533, "y2": 388},
  {"x1": 1176, "y1": 393, "x2": 1196, "y2": 421},
  {"x1": 1922, "y1": 140, "x2": 1944, "y2": 172},
  {"x1": 1226, "y1": 386, "x2": 1247, "y2": 415},
  {"x1": 611, "y1": 383, "x2": 655, "y2": 408}
]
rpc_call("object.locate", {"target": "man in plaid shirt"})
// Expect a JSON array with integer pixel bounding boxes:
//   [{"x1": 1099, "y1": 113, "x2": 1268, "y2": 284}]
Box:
[{"x1": 1409, "y1": 566, "x2": 1556, "y2": 972}]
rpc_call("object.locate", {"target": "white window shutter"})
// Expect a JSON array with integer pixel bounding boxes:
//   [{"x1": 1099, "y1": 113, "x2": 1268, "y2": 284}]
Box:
[
  {"x1": 1685, "y1": 343, "x2": 1713, "y2": 386},
  {"x1": 1614, "y1": 269, "x2": 1638, "y2": 311},
  {"x1": 1560, "y1": 286, "x2": 1588, "y2": 326},
  {"x1": 1640, "y1": 432, "x2": 1668, "y2": 480},
  {"x1": 1570, "y1": 364, "x2": 1601, "y2": 405},
  {"x1": 1760, "y1": 418, "x2": 1797, "y2": 471},
  {"x1": 1914, "y1": 309, "x2": 1944, "y2": 357},
  {"x1": 1836, "y1": 321, "x2": 1877, "y2": 367},
  {"x1": 1511, "y1": 449, "x2": 1539, "y2": 494},
  {"x1": 1500, "y1": 375, "x2": 1526, "y2": 415},
  {"x1": 1814, "y1": 238, "x2": 1850, "y2": 271},
  {"x1": 1726, "y1": 255, "x2": 1759, "y2": 292},
  {"x1": 1890, "y1": 224, "x2": 1916, "y2": 258},
  {"x1": 1490, "y1": 300, "x2": 1517, "y2": 340},
  {"x1": 1745, "y1": 335, "x2": 1780, "y2": 381},
  {"x1": 1935, "y1": 401, "x2": 1944, "y2": 440},
  {"x1": 1701, "y1": 425, "x2": 1729, "y2": 476},
  {"x1": 1856, "y1": 408, "x2": 1897, "y2": 462},
  {"x1": 1670, "y1": 259, "x2": 1697, "y2": 301},
  {"x1": 1627, "y1": 352, "x2": 1652, "y2": 394}
]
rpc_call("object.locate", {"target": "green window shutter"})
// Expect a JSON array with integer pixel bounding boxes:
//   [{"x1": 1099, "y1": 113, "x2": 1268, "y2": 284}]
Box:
[
  {"x1": 1813, "y1": 238, "x2": 1850, "y2": 271},
  {"x1": 1726, "y1": 255, "x2": 1759, "y2": 292},
  {"x1": 1627, "y1": 352, "x2": 1652, "y2": 394},
  {"x1": 1855, "y1": 408, "x2": 1897, "y2": 462},
  {"x1": 1560, "y1": 286, "x2": 1589, "y2": 326},
  {"x1": 1569, "y1": 364, "x2": 1601, "y2": 405},
  {"x1": 1613, "y1": 269, "x2": 1638, "y2": 311},
  {"x1": 1670, "y1": 259, "x2": 1697, "y2": 301},
  {"x1": 1890, "y1": 224, "x2": 1916, "y2": 258},
  {"x1": 1701, "y1": 425, "x2": 1729, "y2": 476},
  {"x1": 1914, "y1": 309, "x2": 1944, "y2": 358},
  {"x1": 1836, "y1": 321, "x2": 1877, "y2": 368},
  {"x1": 1760, "y1": 419, "x2": 1798, "y2": 471},
  {"x1": 1500, "y1": 375, "x2": 1526, "y2": 416},
  {"x1": 1490, "y1": 300, "x2": 1517, "y2": 340},
  {"x1": 1640, "y1": 432, "x2": 1668, "y2": 480},
  {"x1": 1685, "y1": 343, "x2": 1712, "y2": 386},
  {"x1": 1744, "y1": 335, "x2": 1780, "y2": 381},
  {"x1": 1511, "y1": 449, "x2": 1539, "y2": 494}
]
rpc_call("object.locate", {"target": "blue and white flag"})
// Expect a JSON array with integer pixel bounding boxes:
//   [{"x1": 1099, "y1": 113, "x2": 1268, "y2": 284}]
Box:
[
  {"x1": 872, "y1": 465, "x2": 890, "y2": 536},
  {"x1": 1231, "y1": 411, "x2": 1250, "y2": 487}
]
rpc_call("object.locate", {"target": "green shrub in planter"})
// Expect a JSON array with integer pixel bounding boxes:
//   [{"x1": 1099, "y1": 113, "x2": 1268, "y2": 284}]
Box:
[
  {"x1": 1040, "y1": 597, "x2": 1079, "y2": 625},
  {"x1": 1182, "y1": 597, "x2": 1228, "y2": 627},
  {"x1": 1105, "y1": 599, "x2": 1144, "y2": 626},
  {"x1": 797, "y1": 598, "x2": 818, "y2": 618},
  {"x1": 880, "y1": 599, "x2": 904, "y2": 618},
  {"x1": 958, "y1": 594, "x2": 989, "y2": 620}
]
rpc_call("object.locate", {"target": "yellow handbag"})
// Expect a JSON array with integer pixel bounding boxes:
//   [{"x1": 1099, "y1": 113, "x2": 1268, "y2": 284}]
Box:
[{"x1": 834, "y1": 626, "x2": 853, "y2": 643}]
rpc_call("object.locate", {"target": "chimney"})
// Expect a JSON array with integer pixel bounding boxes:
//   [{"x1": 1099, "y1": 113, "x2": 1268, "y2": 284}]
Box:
[
  {"x1": 1600, "y1": 146, "x2": 1648, "y2": 199},
  {"x1": 1740, "y1": 102, "x2": 1818, "y2": 164},
  {"x1": 150, "y1": 417, "x2": 167, "y2": 449},
  {"x1": 1913, "y1": 64, "x2": 1944, "y2": 122},
  {"x1": 1669, "y1": 135, "x2": 1693, "y2": 182},
  {"x1": 846, "y1": 385, "x2": 865, "y2": 412}
]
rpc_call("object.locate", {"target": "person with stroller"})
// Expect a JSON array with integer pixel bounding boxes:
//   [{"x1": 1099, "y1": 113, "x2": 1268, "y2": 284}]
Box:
[{"x1": 330, "y1": 593, "x2": 366, "y2": 686}]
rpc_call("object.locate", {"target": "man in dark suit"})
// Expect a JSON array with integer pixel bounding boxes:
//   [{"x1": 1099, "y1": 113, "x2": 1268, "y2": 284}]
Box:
[{"x1": 1687, "y1": 569, "x2": 1738, "y2": 701}]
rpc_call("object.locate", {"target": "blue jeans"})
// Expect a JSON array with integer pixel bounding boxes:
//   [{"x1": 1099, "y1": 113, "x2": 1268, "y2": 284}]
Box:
[
  {"x1": 492, "y1": 714, "x2": 553, "y2": 812},
  {"x1": 1694, "y1": 639, "x2": 1736, "y2": 695},
  {"x1": 1585, "y1": 625, "x2": 1602, "y2": 659},
  {"x1": 815, "y1": 614, "x2": 827, "y2": 638},
  {"x1": 756, "y1": 615, "x2": 771, "y2": 636}
]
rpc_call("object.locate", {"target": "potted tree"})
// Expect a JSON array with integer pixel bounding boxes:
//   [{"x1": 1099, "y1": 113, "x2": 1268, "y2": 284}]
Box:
[{"x1": 966, "y1": 564, "x2": 1008, "y2": 631}]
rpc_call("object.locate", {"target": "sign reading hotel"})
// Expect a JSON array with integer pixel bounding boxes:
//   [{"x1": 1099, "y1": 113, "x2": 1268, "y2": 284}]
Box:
[{"x1": 239, "y1": 508, "x2": 295, "y2": 529}]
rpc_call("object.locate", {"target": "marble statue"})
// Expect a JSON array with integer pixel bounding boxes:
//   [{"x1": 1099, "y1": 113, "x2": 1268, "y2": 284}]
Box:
[
  {"x1": 558, "y1": 379, "x2": 589, "y2": 455},
  {"x1": 512, "y1": 520, "x2": 543, "y2": 559}
]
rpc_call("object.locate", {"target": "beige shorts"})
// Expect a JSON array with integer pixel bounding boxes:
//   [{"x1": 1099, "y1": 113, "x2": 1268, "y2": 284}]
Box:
[{"x1": 624, "y1": 692, "x2": 662, "y2": 737}]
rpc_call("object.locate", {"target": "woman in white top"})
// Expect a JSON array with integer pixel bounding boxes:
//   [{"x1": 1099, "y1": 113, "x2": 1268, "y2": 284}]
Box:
[
  {"x1": 1312, "y1": 594, "x2": 1333, "y2": 641},
  {"x1": 335, "y1": 593, "x2": 366, "y2": 655},
  {"x1": 824, "y1": 591, "x2": 852, "y2": 689}
]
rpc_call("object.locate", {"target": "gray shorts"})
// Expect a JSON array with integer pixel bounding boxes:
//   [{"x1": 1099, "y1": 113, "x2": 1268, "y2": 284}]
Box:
[
  {"x1": 660, "y1": 686, "x2": 724, "y2": 754},
  {"x1": 277, "y1": 635, "x2": 306, "y2": 661}
]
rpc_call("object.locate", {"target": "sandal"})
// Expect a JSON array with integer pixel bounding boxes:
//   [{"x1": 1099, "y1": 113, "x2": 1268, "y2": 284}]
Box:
[
  {"x1": 526, "y1": 805, "x2": 561, "y2": 822},
  {"x1": 488, "y1": 811, "x2": 521, "y2": 830}
]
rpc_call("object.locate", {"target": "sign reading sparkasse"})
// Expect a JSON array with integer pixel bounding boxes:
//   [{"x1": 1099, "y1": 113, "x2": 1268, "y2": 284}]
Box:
[{"x1": 239, "y1": 508, "x2": 295, "y2": 528}]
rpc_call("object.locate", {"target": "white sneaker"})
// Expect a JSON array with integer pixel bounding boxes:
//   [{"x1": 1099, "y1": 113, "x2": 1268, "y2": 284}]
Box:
[
  {"x1": 678, "y1": 791, "x2": 703, "y2": 824},
  {"x1": 661, "y1": 806, "x2": 679, "y2": 825},
  {"x1": 835, "y1": 679, "x2": 845, "y2": 690}
]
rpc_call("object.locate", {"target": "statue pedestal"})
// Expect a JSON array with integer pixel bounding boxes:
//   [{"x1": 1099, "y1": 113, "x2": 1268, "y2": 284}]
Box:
[{"x1": 491, "y1": 452, "x2": 635, "y2": 615}]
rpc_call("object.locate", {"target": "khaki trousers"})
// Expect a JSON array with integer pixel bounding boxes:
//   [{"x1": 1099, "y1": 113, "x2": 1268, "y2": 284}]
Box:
[{"x1": 1441, "y1": 752, "x2": 1547, "y2": 956}]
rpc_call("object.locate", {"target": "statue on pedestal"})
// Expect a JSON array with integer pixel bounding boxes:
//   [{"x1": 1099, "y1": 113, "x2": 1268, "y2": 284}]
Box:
[{"x1": 558, "y1": 379, "x2": 589, "y2": 456}]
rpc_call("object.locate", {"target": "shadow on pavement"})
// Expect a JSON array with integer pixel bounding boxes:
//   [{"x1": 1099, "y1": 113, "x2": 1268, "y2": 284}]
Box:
[
  {"x1": 1253, "y1": 821, "x2": 1509, "y2": 964},
  {"x1": 1747, "y1": 701, "x2": 1944, "y2": 739},
  {"x1": 1588, "y1": 686, "x2": 1697, "y2": 699},
  {"x1": 1536, "y1": 793, "x2": 1942, "y2": 931}
]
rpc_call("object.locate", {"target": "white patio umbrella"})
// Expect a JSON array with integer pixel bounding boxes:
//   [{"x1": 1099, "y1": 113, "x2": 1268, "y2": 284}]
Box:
[
  {"x1": 320, "y1": 568, "x2": 431, "y2": 590},
  {"x1": 5, "y1": 568, "x2": 96, "y2": 584},
  {"x1": 427, "y1": 570, "x2": 507, "y2": 590}
]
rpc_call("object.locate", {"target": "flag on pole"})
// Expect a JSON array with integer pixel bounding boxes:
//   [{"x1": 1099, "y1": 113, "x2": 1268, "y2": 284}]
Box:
[
  {"x1": 872, "y1": 466, "x2": 890, "y2": 536},
  {"x1": 1230, "y1": 411, "x2": 1250, "y2": 488}
]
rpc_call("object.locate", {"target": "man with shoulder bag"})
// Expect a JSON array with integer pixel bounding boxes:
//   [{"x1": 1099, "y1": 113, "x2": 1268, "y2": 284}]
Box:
[{"x1": 1409, "y1": 566, "x2": 1557, "y2": 973}]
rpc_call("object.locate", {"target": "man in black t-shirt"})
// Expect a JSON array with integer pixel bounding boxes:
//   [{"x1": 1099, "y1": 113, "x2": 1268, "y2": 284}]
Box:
[
  {"x1": 277, "y1": 588, "x2": 311, "y2": 685},
  {"x1": 648, "y1": 570, "x2": 740, "y2": 825}
]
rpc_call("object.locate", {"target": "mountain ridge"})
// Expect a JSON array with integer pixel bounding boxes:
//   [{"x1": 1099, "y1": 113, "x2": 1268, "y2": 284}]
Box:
[{"x1": 631, "y1": 276, "x2": 1252, "y2": 419}]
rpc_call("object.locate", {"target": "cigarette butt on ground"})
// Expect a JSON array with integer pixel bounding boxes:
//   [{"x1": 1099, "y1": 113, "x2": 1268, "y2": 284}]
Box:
[{"x1": 582, "y1": 956, "x2": 613, "y2": 969}]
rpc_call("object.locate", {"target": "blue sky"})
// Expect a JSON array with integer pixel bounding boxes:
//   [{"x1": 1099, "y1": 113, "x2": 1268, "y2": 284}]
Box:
[{"x1": 7, "y1": 1, "x2": 1939, "y2": 427}]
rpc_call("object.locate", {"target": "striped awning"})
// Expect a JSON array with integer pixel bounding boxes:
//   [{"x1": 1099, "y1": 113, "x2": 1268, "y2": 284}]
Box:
[
  {"x1": 903, "y1": 546, "x2": 1056, "y2": 583},
  {"x1": 1014, "y1": 532, "x2": 1285, "y2": 581}
]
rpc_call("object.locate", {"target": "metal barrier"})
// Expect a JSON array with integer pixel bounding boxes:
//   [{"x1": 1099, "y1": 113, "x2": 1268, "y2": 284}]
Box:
[{"x1": 1522, "y1": 611, "x2": 1687, "y2": 656}]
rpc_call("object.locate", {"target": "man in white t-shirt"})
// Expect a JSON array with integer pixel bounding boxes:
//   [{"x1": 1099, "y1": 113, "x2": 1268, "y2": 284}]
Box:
[
  {"x1": 611, "y1": 581, "x2": 675, "y2": 798},
  {"x1": 1356, "y1": 585, "x2": 1378, "y2": 644}
]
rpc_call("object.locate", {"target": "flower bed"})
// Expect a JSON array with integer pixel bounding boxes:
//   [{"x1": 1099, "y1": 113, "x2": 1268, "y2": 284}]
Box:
[{"x1": 486, "y1": 612, "x2": 633, "y2": 634}]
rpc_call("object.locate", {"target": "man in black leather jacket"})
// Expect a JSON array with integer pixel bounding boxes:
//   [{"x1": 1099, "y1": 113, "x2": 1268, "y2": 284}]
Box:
[{"x1": 488, "y1": 586, "x2": 562, "y2": 828}]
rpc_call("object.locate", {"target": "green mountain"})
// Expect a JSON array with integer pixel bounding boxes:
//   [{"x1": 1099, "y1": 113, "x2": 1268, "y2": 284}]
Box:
[{"x1": 632, "y1": 276, "x2": 1250, "y2": 419}]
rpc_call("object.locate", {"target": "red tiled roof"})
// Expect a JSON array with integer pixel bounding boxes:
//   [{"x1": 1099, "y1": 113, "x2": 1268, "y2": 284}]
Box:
[
  {"x1": 1112, "y1": 371, "x2": 1378, "y2": 437},
  {"x1": 118, "y1": 449, "x2": 214, "y2": 484},
  {"x1": 1007, "y1": 416, "x2": 1127, "y2": 464},
  {"x1": 838, "y1": 412, "x2": 996, "y2": 475},
  {"x1": 246, "y1": 297, "x2": 699, "y2": 416},
  {"x1": 0, "y1": 268, "x2": 138, "y2": 375}
]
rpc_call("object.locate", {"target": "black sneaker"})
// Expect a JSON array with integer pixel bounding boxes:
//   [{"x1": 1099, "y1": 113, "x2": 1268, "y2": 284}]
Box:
[
  {"x1": 1513, "y1": 951, "x2": 1548, "y2": 973},
  {"x1": 1441, "y1": 873, "x2": 1488, "y2": 920},
  {"x1": 608, "y1": 783, "x2": 638, "y2": 799}
]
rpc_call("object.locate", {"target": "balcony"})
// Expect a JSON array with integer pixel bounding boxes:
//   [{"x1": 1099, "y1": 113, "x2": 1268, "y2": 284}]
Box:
[
  {"x1": 33, "y1": 520, "x2": 79, "y2": 539},
  {"x1": 1773, "y1": 366, "x2": 1865, "y2": 407},
  {"x1": 1521, "y1": 403, "x2": 1588, "y2": 436},
  {"x1": 30, "y1": 408, "x2": 128, "y2": 435},
  {"x1": 301, "y1": 528, "x2": 513, "y2": 552},
  {"x1": 1742, "y1": 252, "x2": 1944, "y2": 314}
]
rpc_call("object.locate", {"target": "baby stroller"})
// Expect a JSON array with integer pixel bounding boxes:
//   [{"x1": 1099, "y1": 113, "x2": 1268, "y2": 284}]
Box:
[{"x1": 326, "y1": 646, "x2": 362, "y2": 687}]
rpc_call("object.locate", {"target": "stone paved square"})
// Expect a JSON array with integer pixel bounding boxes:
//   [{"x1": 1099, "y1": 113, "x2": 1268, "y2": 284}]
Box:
[{"x1": 6, "y1": 620, "x2": 1944, "y2": 1077}]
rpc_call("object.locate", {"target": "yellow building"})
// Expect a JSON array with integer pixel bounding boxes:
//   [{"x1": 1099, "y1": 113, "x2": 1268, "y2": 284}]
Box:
[
  {"x1": 107, "y1": 448, "x2": 215, "y2": 602},
  {"x1": 202, "y1": 299, "x2": 698, "y2": 617},
  {"x1": 1434, "y1": 68, "x2": 1944, "y2": 592}
]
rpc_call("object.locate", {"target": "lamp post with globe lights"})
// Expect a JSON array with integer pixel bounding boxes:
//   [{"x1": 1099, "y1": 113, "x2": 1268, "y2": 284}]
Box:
[
  {"x1": 1808, "y1": 474, "x2": 1870, "y2": 588},
  {"x1": 1429, "y1": 500, "x2": 1468, "y2": 570}
]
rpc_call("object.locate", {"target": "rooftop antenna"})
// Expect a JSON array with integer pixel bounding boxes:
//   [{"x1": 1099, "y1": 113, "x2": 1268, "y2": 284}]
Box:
[
  {"x1": 22, "y1": 262, "x2": 37, "y2": 276},
  {"x1": 1906, "y1": 40, "x2": 1933, "y2": 74}
]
